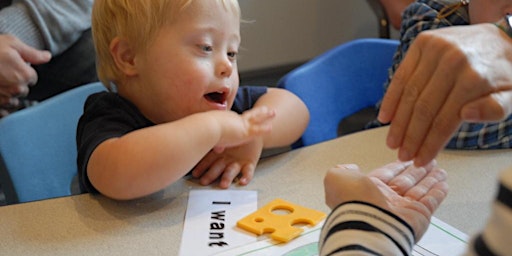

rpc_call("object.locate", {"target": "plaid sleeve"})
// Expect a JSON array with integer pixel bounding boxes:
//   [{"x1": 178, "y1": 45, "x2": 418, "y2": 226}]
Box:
[{"x1": 447, "y1": 116, "x2": 512, "y2": 149}]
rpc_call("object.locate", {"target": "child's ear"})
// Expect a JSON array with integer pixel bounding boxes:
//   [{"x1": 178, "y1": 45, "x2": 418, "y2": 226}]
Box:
[{"x1": 110, "y1": 37, "x2": 138, "y2": 76}]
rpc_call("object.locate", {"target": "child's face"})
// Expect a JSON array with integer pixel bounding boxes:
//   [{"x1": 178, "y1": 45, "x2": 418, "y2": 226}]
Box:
[
  {"x1": 131, "y1": 0, "x2": 240, "y2": 124},
  {"x1": 469, "y1": 0, "x2": 512, "y2": 24}
]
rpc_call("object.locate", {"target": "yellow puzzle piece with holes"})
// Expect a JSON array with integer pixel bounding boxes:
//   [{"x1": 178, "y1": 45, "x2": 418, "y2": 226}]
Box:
[{"x1": 236, "y1": 198, "x2": 326, "y2": 243}]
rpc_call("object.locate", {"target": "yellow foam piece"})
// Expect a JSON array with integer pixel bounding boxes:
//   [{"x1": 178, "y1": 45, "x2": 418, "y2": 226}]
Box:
[{"x1": 236, "y1": 198, "x2": 326, "y2": 243}]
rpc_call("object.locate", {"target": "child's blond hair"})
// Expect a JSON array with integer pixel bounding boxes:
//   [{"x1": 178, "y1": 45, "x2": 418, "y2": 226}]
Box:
[{"x1": 92, "y1": 0, "x2": 240, "y2": 90}]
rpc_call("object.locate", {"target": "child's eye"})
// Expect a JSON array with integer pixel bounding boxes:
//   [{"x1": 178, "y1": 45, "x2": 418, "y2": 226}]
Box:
[
  {"x1": 200, "y1": 45, "x2": 212, "y2": 52},
  {"x1": 227, "y1": 51, "x2": 237, "y2": 59}
]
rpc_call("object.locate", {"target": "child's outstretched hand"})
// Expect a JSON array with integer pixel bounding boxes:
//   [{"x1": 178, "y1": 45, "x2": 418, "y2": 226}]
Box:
[
  {"x1": 324, "y1": 161, "x2": 448, "y2": 241},
  {"x1": 214, "y1": 106, "x2": 275, "y2": 150}
]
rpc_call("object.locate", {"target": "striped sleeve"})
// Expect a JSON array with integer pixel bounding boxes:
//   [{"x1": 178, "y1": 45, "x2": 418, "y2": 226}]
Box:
[
  {"x1": 465, "y1": 169, "x2": 512, "y2": 256},
  {"x1": 319, "y1": 201, "x2": 414, "y2": 256}
]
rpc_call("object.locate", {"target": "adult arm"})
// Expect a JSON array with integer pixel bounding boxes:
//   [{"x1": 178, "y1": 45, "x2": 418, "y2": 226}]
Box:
[
  {"x1": 378, "y1": 24, "x2": 512, "y2": 166},
  {"x1": 0, "y1": 0, "x2": 93, "y2": 55}
]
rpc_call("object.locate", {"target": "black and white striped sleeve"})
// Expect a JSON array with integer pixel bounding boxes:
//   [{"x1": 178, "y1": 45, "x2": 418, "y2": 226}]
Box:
[
  {"x1": 465, "y1": 169, "x2": 512, "y2": 256},
  {"x1": 319, "y1": 201, "x2": 415, "y2": 256}
]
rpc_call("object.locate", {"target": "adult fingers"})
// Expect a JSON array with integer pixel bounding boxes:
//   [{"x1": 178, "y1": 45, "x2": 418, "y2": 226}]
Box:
[
  {"x1": 0, "y1": 35, "x2": 49, "y2": 88},
  {"x1": 397, "y1": 46, "x2": 459, "y2": 163},
  {"x1": 378, "y1": 43, "x2": 420, "y2": 124},
  {"x1": 0, "y1": 60, "x2": 37, "y2": 93},
  {"x1": 0, "y1": 95, "x2": 19, "y2": 108},
  {"x1": 10, "y1": 35, "x2": 51, "y2": 65},
  {"x1": 414, "y1": 72, "x2": 481, "y2": 166},
  {"x1": 0, "y1": 83, "x2": 30, "y2": 97},
  {"x1": 385, "y1": 35, "x2": 441, "y2": 150}
]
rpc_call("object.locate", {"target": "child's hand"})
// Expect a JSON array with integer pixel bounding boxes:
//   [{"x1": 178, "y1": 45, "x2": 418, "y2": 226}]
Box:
[
  {"x1": 191, "y1": 138, "x2": 263, "y2": 188},
  {"x1": 324, "y1": 160, "x2": 448, "y2": 241},
  {"x1": 215, "y1": 106, "x2": 275, "y2": 149}
]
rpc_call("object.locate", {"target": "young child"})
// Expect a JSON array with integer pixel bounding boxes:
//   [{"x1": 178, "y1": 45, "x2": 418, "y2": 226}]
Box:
[
  {"x1": 76, "y1": 0, "x2": 309, "y2": 200},
  {"x1": 367, "y1": 0, "x2": 512, "y2": 150}
]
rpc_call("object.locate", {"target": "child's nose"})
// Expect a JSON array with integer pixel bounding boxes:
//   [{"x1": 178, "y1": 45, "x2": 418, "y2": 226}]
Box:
[{"x1": 216, "y1": 57, "x2": 233, "y2": 78}]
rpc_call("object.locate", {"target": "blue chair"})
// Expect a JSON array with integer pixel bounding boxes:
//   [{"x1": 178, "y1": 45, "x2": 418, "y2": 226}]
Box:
[
  {"x1": 278, "y1": 38, "x2": 399, "y2": 148},
  {"x1": 0, "y1": 82, "x2": 106, "y2": 204}
]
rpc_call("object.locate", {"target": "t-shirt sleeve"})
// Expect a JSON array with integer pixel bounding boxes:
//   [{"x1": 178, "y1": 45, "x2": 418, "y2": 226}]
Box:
[
  {"x1": 76, "y1": 92, "x2": 153, "y2": 193},
  {"x1": 231, "y1": 85, "x2": 268, "y2": 114}
]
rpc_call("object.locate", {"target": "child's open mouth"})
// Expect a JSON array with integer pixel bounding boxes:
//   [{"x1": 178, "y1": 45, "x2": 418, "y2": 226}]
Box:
[{"x1": 204, "y1": 91, "x2": 227, "y2": 105}]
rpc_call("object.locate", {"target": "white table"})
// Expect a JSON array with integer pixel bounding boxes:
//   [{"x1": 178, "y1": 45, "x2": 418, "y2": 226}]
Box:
[{"x1": 1, "y1": 127, "x2": 510, "y2": 255}]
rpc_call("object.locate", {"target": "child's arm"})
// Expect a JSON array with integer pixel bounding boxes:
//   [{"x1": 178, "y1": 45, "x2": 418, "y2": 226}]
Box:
[
  {"x1": 254, "y1": 87, "x2": 309, "y2": 148},
  {"x1": 192, "y1": 87, "x2": 309, "y2": 188},
  {"x1": 86, "y1": 107, "x2": 275, "y2": 200}
]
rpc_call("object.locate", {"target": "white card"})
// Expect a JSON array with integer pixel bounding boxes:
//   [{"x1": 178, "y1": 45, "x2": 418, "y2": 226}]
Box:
[{"x1": 178, "y1": 189, "x2": 258, "y2": 256}]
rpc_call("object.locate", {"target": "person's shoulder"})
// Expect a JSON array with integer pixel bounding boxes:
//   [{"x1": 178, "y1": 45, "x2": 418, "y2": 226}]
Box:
[
  {"x1": 84, "y1": 91, "x2": 146, "y2": 122},
  {"x1": 84, "y1": 91, "x2": 133, "y2": 111},
  {"x1": 78, "y1": 91, "x2": 153, "y2": 141}
]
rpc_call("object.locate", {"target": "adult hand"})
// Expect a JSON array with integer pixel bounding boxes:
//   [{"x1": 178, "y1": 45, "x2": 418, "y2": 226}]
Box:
[
  {"x1": 324, "y1": 161, "x2": 448, "y2": 241},
  {"x1": 378, "y1": 24, "x2": 512, "y2": 166},
  {"x1": 0, "y1": 34, "x2": 51, "y2": 107}
]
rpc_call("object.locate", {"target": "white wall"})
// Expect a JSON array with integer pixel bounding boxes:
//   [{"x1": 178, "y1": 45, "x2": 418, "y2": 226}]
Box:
[{"x1": 238, "y1": 0, "x2": 386, "y2": 72}]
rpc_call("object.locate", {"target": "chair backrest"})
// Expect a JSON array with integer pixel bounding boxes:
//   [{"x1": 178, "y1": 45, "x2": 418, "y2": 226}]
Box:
[
  {"x1": 0, "y1": 82, "x2": 106, "y2": 204},
  {"x1": 366, "y1": 0, "x2": 391, "y2": 38},
  {"x1": 278, "y1": 38, "x2": 399, "y2": 148}
]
